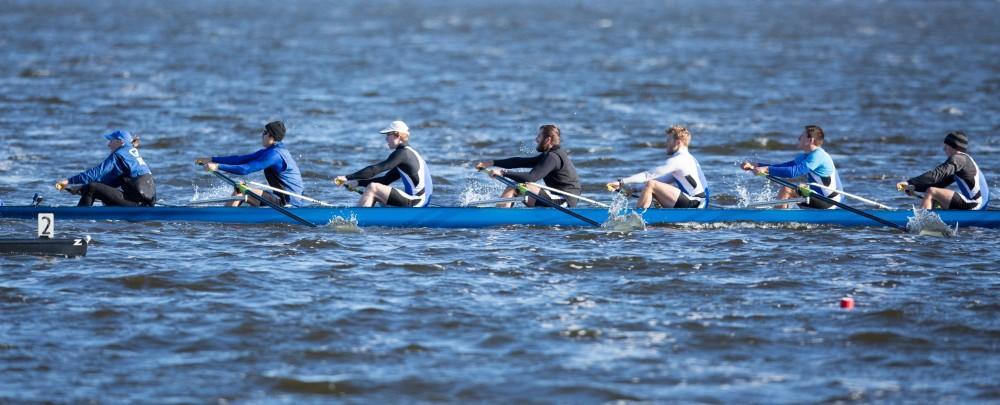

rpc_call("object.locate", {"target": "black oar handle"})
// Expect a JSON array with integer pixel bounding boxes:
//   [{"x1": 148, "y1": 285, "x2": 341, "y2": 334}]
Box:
[
  {"x1": 762, "y1": 173, "x2": 907, "y2": 232},
  {"x1": 199, "y1": 163, "x2": 317, "y2": 227},
  {"x1": 478, "y1": 168, "x2": 600, "y2": 227}
]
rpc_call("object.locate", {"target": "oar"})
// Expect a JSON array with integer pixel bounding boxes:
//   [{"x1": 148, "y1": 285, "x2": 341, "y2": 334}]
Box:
[
  {"x1": 187, "y1": 196, "x2": 248, "y2": 206},
  {"x1": 477, "y1": 168, "x2": 600, "y2": 226},
  {"x1": 248, "y1": 181, "x2": 334, "y2": 207},
  {"x1": 462, "y1": 197, "x2": 523, "y2": 207},
  {"x1": 757, "y1": 172, "x2": 907, "y2": 232},
  {"x1": 198, "y1": 163, "x2": 317, "y2": 227},
  {"x1": 810, "y1": 182, "x2": 892, "y2": 210},
  {"x1": 529, "y1": 182, "x2": 609, "y2": 208}
]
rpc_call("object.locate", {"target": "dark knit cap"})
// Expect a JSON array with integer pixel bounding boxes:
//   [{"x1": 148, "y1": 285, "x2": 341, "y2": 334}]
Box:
[
  {"x1": 944, "y1": 131, "x2": 968, "y2": 152},
  {"x1": 264, "y1": 121, "x2": 286, "y2": 141}
]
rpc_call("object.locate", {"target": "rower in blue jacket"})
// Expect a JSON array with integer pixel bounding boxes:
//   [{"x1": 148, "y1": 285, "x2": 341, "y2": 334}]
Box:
[
  {"x1": 56, "y1": 130, "x2": 156, "y2": 206},
  {"x1": 741, "y1": 125, "x2": 843, "y2": 209},
  {"x1": 194, "y1": 121, "x2": 306, "y2": 207}
]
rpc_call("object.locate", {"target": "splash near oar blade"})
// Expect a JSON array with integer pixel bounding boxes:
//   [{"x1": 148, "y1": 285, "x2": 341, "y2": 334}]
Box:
[
  {"x1": 759, "y1": 173, "x2": 908, "y2": 232},
  {"x1": 478, "y1": 168, "x2": 600, "y2": 226},
  {"x1": 198, "y1": 163, "x2": 317, "y2": 227}
]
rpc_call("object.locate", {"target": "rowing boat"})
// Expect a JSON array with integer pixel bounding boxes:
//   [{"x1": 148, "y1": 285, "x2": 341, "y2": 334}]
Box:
[{"x1": 1, "y1": 206, "x2": 998, "y2": 229}]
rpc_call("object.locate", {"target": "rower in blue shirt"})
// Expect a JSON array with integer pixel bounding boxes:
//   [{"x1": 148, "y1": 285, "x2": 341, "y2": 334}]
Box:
[
  {"x1": 741, "y1": 125, "x2": 843, "y2": 209},
  {"x1": 194, "y1": 121, "x2": 306, "y2": 207},
  {"x1": 56, "y1": 130, "x2": 156, "y2": 206}
]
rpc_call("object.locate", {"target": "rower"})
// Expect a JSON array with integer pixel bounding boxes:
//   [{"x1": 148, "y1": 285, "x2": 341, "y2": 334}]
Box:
[
  {"x1": 475, "y1": 124, "x2": 582, "y2": 208},
  {"x1": 607, "y1": 125, "x2": 709, "y2": 209},
  {"x1": 56, "y1": 130, "x2": 156, "y2": 207},
  {"x1": 896, "y1": 131, "x2": 990, "y2": 210},
  {"x1": 334, "y1": 120, "x2": 433, "y2": 207},
  {"x1": 194, "y1": 121, "x2": 305, "y2": 207},
  {"x1": 741, "y1": 125, "x2": 843, "y2": 209}
]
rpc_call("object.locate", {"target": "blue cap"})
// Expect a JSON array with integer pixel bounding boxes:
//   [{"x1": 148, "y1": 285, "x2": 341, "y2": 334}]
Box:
[{"x1": 103, "y1": 130, "x2": 133, "y2": 144}]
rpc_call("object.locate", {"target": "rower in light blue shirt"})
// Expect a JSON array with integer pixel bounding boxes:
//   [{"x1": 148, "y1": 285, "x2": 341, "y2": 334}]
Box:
[
  {"x1": 741, "y1": 125, "x2": 843, "y2": 209},
  {"x1": 195, "y1": 121, "x2": 306, "y2": 207}
]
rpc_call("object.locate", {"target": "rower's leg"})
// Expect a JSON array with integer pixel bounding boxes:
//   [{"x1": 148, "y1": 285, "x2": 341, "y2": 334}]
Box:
[
  {"x1": 80, "y1": 182, "x2": 136, "y2": 207},
  {"x1": 645, "y1": 180, "x2": 681, "y2": 209},
  {"x1": 228, "y1": 188, "x2": 244, "y2": 207},
  {"x1": 233, "y1": 188, "x2": 274, "y2": 207},
  {"x1": 360, "y1": 183, "x2": 391, "y2": 207},
  {"x1": 519, "y1": 184, "x2": 543, "y2": 207},
  {"x1": 775, "y1": 186, "x2": 796, "y2": 209},
  {"x1": 497, "y1": 187, "x2": 517, "y2": 208},
  {"x1": 924, "y1": 187, "x2": 954, "y2": 210}
]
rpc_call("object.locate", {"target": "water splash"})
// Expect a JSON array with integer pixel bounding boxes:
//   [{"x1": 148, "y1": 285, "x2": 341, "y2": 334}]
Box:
[
  {"x1": 324, "y1": 215, "x2": 362, "y2": 233},
  {"x1": 731, "y1": 172, "x2": 776, "y2": 208},
  {"x1": 458, "y1": 175, "x2": 505, "y2": 206},
  {"x1": 601, "y1": 192, "x2": 646, "y2": 232},
  {"x1": 906, "y1": 207, "x2": 957, "y2": 237},
  {"x1": 190, "y1": 182, "x2": 238, "y2": 202}
]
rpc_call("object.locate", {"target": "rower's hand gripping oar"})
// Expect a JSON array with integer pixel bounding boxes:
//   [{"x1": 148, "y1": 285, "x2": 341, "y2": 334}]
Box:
[
  {"x1": 54, "y1": 182, "x2": 82, "y2": 195},
  {"x1": 197, "y1": 162, "x2": 317, "y2": 227},
  {"x1": 333, "y1": 178, "x2": 364, "y2": 195},
  {"x1": 752, "y1": 170, "x2": 908, "y2": 232},
  {"x1": 477, "y1": 167, "x2": 600, "y2": 226}
]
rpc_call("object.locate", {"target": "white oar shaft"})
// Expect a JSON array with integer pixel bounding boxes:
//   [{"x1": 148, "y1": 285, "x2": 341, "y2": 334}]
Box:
[
  {"x1": 808, "y1": 183, "x2": 891, "y2": 209},
  {"x1": 743, "y1": 198, "x2": 806, "y2": 207},
  {"x1": 188, "y1": 196, "x2": 247, "y2": 205},
  {"x1": 248, "y1": 181, "x2": 333, "y2": 206},
  {"x1": 527, "y1": 182, "x2": 609, "y2": 208},
  {"x1": 462, "y1": 197, "x2": 523, "y2": 207}
]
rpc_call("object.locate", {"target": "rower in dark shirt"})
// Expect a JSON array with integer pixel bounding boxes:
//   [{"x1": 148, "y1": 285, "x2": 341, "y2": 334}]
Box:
[
  {"x1": 475, "y1": 124, "x2": 582, "y2": 207},
  {"x1": 897, "y1": 131, "x2": 990, "y2": 210},
  {"x1": 334, "y1": 121, "x2": 433, "y2": 207}
]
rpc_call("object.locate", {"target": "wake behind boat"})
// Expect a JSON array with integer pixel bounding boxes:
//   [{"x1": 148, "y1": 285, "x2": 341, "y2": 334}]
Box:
[{"x1": 2, "y1": 205, "x2": 998, "y2": 229}]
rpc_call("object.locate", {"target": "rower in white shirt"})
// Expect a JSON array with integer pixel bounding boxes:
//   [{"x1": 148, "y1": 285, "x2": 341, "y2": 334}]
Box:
[{"x1": 607, "y1": 125, "x2": 710, "y2": 209}]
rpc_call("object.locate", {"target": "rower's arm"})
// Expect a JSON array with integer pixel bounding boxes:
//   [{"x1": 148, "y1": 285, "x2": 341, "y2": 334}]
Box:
[
  {"x1": 765, "y1": 156, "x2": 809, "y2": 178},
  {"x1": 493, "y1": 154, "x2": 543, "y2": 170},
  {"x1": 357, "y1": 170, "x2": 400, "y2": 187},
  {"x1": 908, "y1": 158, "x2": 958, "y2": 192},
  {"x1": 68, "y1": 153, "x2": 121, "y2": 185},
  {"x1": 346, "y1": 148, "x2": 405, "y2": 180},
  {"x1": 620, "y1": 159, "x2": 680, "y2": 184},
  {"x1": 212, "y1": 149, "x2": 265, "y2": 166},
  {"x1": 216, "y1": 149, "x2": 281, "y2": 175},
  {"x1": 503, "y1": 153, "x2": 558, "y2": 183}
]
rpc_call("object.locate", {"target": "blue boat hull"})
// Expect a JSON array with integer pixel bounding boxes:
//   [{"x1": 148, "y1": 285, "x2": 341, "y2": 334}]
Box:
[{"x1": 1, "y1": 206, "x2": 998, "y2": 229}]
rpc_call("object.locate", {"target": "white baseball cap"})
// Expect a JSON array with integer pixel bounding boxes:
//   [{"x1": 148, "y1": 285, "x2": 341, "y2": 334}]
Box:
[{"x1": 378, "y1": 120, "x2": 409, "y2": 134}]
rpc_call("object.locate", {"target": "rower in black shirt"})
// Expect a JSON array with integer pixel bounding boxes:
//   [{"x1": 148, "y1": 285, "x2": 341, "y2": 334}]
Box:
[
  {"x1": 475, "y1": 124, "x2": 582, "y2": 207},
  {"x1": 334, "y1": 121, "x2": 433, "y2": 207},
  {"x1": 897, "y1": 131, "x2": 990, "y2": 210}
]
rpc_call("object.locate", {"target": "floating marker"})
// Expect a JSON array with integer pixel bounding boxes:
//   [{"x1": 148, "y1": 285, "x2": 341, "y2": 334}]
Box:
[{"x1": 840, "y1": 297, "x2": 855, "y2": 310}]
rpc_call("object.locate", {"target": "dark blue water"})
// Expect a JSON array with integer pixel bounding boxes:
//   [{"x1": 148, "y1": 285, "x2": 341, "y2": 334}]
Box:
[{"x1": 2, "y1": 0, "x2": 999, "y2": 402}]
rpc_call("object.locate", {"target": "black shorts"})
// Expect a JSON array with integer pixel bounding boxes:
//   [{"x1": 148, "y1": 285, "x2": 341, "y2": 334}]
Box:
[
  {"x1": 798, "y1": 197, "x2": 835, "y2": 209},
  {"x1": 387, "y1": 188, "x2": 421, "y2": 207},
  {"x1": 947, "y1": 193, "x2": 978, "y2": 210},
  {"x1": 671, "y1": 193, "x2": 702, "y2": 209}
]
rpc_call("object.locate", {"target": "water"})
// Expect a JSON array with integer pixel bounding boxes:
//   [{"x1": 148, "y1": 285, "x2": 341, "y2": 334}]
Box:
[{"x1": 2, "y1": 0, "x2": 999, "y2": 402}]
